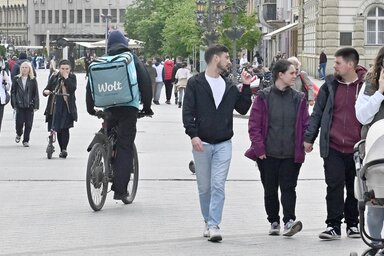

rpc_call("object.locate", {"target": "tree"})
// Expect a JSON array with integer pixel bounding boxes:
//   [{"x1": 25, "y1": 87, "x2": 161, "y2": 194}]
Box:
[{"x1": 161, "y1": 0, "x2": 201, "y2": 57}]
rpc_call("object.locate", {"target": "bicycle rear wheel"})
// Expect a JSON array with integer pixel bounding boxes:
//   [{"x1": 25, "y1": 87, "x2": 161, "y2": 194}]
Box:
[
  {"x1": 122, "y1": 143, "x2": 139, "y2": 204},
  {"x1": 86, "y1": 143, "x2": 109, "y2": 211}
]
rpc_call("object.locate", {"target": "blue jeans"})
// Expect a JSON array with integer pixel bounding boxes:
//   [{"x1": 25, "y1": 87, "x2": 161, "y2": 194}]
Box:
[
  {"x1": 154, "y1": 82, "x2": 163, "y2": 101},
  {"x1": 367, "y1": 206, "x2": 384, "y2": 243},
  {"x1": 192, "y1": 140, "x2": 232, "y2": 228},
  {"x1": 319, "y1": 63, "x2": 326, "y2": 79}
]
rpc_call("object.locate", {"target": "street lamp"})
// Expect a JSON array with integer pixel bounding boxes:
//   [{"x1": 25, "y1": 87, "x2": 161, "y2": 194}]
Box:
[{"x1": 101, "y1": 13, "x2": 112, "y2": 54}]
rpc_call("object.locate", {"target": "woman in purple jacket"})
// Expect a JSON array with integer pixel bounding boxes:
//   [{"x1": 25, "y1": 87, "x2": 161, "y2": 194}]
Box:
[{"x1": 245, "y1": 59, "x2": 309, "y2": 237}]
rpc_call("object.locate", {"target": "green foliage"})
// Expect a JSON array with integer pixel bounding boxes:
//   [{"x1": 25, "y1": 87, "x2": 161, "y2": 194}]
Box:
[{"x1": 0, "y1": 45, "x2": 6, "y2": 57}]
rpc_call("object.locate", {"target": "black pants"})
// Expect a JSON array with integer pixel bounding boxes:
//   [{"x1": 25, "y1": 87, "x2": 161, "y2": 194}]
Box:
[
  {"x1": 57, "y1": 129, "x2": 70, "y2": 151},
  {"x1": 0, "y1": 104, "x2": 4, "y2": 132},
  {"x1": 107, "y1": 107, "x2": 138, "y2": 195},
  {"x1": 257, "y1": 157, "x2": 301, "y2": 224},
  {"x1": 15, "y1": 108, "x2": 34, "y2": 143},
  {"x1": 323, "y1": 147, "x2": 358, "y2": 228},
  {"x1": 164, "y1": 80, "x2": 173, "y2": 101}
]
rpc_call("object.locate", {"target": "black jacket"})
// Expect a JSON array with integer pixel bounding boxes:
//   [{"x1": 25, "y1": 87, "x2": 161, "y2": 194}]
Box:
[
  {"x1": 182, "y1": 72, "x2": 252, "y2": 144},
  {"x1": 43, "y1": 72, "x2": 78, "y2": 122},
  {"x1": 85, "y1": 45, "x2": 152, "y2": 115},
  {"x1": 11, "y1": 76, "x2": 39, "y2": 110}
]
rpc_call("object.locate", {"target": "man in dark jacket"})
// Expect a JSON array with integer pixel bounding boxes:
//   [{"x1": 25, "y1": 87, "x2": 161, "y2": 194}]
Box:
[
  {"x1": 172, "y1": 56, "x2": 183, "y2": 104},
  {"x1": 86, "y1": 30, "x2": 153, "y2": 201},
  {"x1": 182, "y1": 44, "x2": 252, "y2": 242},
  {"x1": 304, "y1": 47, "x2": 367, "y2": 240}
]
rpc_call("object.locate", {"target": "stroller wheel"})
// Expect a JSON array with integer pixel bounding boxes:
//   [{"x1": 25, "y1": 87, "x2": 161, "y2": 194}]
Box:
[{"x1": 362, "y1": 248, "x2": 379, "y2": 256}]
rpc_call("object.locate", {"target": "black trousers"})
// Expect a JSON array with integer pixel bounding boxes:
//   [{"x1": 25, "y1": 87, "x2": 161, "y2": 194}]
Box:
[
  {"x1": 0, "y1": 104, "x2": 4, "y2": 132},
  {"x1": 257, "y1": 157, "x2": 301, "y2": 225},
  {"x1": 323, "y1": 147, "x2": 358, "y2": 228},
  {"x1": 57, "y1": 129, "x2": 70, "y2": 151},
  {"x1": 15, "y1": 108, "x2": 34, "y2": 143},
  {"x1": 164, "y1": 80, "x2": 173, "y2": 101},
  {"x1": 107, "y1": 107, "x2": 138, "y2": 195}
]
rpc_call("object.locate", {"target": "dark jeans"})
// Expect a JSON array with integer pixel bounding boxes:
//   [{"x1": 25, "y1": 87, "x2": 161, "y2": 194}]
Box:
[
  {"x1": 257, "y1": 157, "x2": 301, "y2": 224},
  {"x1": 15, "y1": 107, "x2": 34, "y2": 143},
  {"x1": 107, "y1": 107, "x2": 138, "y2": 195},
  {"x1": 57, "y1": 128, "x2": 70, "y2": 151},
  {"x1": 164, "y1": 80, "x2": 173, "y2": 101},
  {"x1": 323, "y1": 147, "x2": 358, "y2": 228}
]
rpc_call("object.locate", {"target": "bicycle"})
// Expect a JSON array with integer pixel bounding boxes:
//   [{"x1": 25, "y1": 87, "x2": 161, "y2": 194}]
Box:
[
  {"x1": 46, "y1": 89, "x2": 69, "y2": 159},
  {"x1": 86, "y1": 110, "x2": 150, "y2": 211}
]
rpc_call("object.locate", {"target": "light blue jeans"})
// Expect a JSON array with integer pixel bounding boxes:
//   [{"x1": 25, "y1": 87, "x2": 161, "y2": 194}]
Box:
[
  {"x1": 367, "y1": 206, "x2": 384, "y2": 244},
  {"x1": 192, "y1": 140, "x2": 232, "y2": 229},
  {"x1": 154, "y1": 82, "x2": 164, "y2": 102}
]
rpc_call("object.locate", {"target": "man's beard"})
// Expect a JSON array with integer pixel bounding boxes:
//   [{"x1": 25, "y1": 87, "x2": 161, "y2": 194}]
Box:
[{"x1": 217, "y1": 62, "x2": 229, "y2": 74}]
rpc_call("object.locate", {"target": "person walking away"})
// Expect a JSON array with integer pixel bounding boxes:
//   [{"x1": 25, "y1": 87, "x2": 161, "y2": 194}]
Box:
[
  {"x1": 182, "y1": 44, "x2": 252, "y2": 242},
  {"x1": 355, "y1": 46, "x2": 384, "y2": 255},
  {"x1": 304, "y1": 47, "x2": 367, "y2": 240},
  {"x1": 48, "y1": 55, "x2": 57, "y2": 80},
  {"x1": 319, "y1": 49, "x2": 327, "y2": 80},
  {"x1": 172, "y1": 56, "x2": 183, "y2": 104},
  {"x1": 145, "y1": 59, "x2": 157, "y2": 100},
  {"x1": 86, "y1": 30, "x2": 153, "y2": 200},
  {"x1": 175, "y1": 61, "x2": 191, "y2": 108},
  {"x1": 43, "y1": 60, "x2": 77, "y2": 158},
  {"x1": 10, "y1": 61, "x2": 39, "y2": 147},
  {"x1": 287, "y1": 56, "x2": 315, "y2": 106},
  {"x1": 152, "y1": 57, "x2": 164, "y2": 105},
  {"x1": 0, "y1": 66, "x2": 12, "y2": 133},
  {"x1": 245, "y1": 59, "x2": 308, "y2": 237},
  {"x1": 163, "y1": 56, "x2": 174, "y2": 104}
]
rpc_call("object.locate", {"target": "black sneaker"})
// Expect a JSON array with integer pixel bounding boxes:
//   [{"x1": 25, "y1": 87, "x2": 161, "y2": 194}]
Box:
[
  {"x1": 59, "y1": 150, "x2": 68, "y2": 158},
  {"x1": 346, "y1": 226, "x2": 361, "y2": 238},
  {"x1": 113, "y1": 192, "x2": 129, "y2": 201},
  {"x1": 319, "y1": 226, "x2": 341, "y2": 240}
]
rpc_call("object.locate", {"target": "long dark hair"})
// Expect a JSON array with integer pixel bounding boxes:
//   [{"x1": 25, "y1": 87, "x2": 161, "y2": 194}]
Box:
[{"x1": 366, "y1": 46, "x2": 384, "y2": 89}]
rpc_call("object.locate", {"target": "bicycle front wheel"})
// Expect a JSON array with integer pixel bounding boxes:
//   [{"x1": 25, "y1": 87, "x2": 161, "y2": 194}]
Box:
[
  {"x1": 122, "y1": 143, "x2": 139, "y2": 204},
  {"x1": 86, "y1": 143, "x2": 109, "y2": 211}
]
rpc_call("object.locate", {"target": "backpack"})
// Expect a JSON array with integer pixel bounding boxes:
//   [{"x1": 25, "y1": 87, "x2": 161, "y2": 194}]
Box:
[{"x1": 88, "y1": 52, "x2": 138, "y2": 108}]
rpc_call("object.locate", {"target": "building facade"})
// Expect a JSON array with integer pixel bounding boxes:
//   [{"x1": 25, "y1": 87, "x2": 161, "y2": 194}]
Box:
[
  {"x1": 27, "y1": 0, "x2": 133, "y2": 46},
  {"x1": 0, "y1": 0, "x2": 27, "y2": 46}
]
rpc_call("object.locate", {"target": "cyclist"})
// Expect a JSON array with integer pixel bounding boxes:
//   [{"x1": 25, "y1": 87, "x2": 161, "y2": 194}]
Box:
[{"x1": 86, "y1": 30, "x2": 153, "y2": 201}]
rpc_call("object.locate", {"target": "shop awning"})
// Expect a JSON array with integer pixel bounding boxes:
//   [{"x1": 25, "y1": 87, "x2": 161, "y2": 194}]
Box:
[{"x1": 263, "y1": 22, "x2": 298, "y2": 40}]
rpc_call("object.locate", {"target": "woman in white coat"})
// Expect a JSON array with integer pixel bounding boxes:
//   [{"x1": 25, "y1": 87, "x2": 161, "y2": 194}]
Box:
[{"x1": 0, "y1": 68, "x2": 12, "y2": 132}]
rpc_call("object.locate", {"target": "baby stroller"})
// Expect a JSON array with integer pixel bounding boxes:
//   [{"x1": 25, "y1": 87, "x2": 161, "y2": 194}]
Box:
[{"x1": 350, "y1": 119, "x2": 384, "y2": 256}]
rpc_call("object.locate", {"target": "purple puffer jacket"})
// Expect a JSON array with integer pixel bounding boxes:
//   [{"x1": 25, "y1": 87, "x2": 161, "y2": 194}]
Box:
[{"x1": 245, "y1": 88, "x2": 309, "y2": 163}]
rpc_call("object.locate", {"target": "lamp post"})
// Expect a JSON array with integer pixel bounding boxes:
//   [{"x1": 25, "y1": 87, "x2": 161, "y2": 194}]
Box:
[
  {"x1": 6, "y1": 0, "x2": 9, "y2": 44},
  {"x1": 101, "y1": 13, "x2": 112, "y2": 54}
]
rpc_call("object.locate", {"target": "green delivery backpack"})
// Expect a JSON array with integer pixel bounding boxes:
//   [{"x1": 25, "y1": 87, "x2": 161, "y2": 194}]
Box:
[{"x1": 88, "y1": 52, "x2": 138, "y2": 108}]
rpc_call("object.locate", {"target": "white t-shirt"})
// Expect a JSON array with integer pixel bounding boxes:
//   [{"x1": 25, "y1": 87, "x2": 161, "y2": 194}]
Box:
[{"x1": 205, "y1": 73, "x2": 225, "y2": 109}]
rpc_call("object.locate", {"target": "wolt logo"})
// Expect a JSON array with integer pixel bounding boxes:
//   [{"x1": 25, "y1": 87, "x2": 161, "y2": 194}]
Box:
[{"x1": 98, "y1": 81, "x2": 123, "y2": 92}]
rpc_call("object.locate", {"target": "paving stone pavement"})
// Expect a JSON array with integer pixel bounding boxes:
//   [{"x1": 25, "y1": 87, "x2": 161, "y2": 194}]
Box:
[{"x1": 0, "y1": 69, "x2": 370, "y2": 255}]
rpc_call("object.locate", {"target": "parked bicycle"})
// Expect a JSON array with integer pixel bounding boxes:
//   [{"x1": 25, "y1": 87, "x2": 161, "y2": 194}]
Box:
[
  {"x1": 46, "y1": 89, "x2": 69, "y2": 159},
  {"x1": 86, "y1": 110, "x2": 150, "y2": 211}
]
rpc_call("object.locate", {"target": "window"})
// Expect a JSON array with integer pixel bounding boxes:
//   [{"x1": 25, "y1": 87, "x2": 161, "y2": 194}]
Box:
[
  {"x1": 85, "y1": 9, "x2": 91, "y2": 23},
  {"x1": 366, "y1": 7, "x2": 384, "y2": 45},
  {"x1": 62, "y1": 10, "x2": 67, "y2": 24},
  {"x1": 35, "y1": 10, "x2": 39, "y2": 24},
  {"x1": 94, "y1": 9, "x2": 100, "y2": 23},
  {"x1": 69, "y1": 10, "x2": 74, "y2": 23},
  {"x1": 55, "y1": 10, "x2": 59, "y2": 24},
  {"x1": 48, "y1": 10, "x2": 52, "y2": 24},
  {"x1": 77, "y1": 10, "x2": 82, "y2": 23},
  {"x1": 119, "y1": 9, "x2": 126, "y2": 23},
  {"x1": 340, "y1": 32, "x2": 352, "y2": 46},
  {"x1": 111, "y1": 9, "x2": 117, "y2": 23},
  {"x1": 102, "y1": 8, "x2": 108, "y2": 16},
  {"x1": 41, "y1": 10, "x2": 46, "y2": 24}
]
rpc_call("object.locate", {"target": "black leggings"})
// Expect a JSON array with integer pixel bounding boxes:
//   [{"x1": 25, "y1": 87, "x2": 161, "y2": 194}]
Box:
[{"x1": 57, "y1": 128, "x2": 70, "y2": 151}]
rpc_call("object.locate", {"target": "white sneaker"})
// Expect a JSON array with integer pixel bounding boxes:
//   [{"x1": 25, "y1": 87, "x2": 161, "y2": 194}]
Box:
[
  {"x1": 282, "y1": 219, "x2": 302, "y2": 237},
  {"x1": 203, "y1": 222, "x2": 209, "y2": 237},
  {"x1": 208, "y1": 226, "x2": 222, "y2": 242},
  {"x1": 269, "y1": 222, "x2": 281, "y2": 236}
]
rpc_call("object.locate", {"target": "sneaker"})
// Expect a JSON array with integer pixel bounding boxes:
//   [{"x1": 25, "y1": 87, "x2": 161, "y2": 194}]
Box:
[
  {"x1": 23, "y1": 142, "x2": 29, "y2": 147},
  {"x1": 203, "y1": 222, "x2": 209, "y2": 237},
  {"x1": 165, "y1": 100, "x2": 171, "y2": 104},
  {"x1": 269, "y1": 222, "x2": 281, "y2": 236},
  {"x1": 113, "y1": 192, "x2": 129, "y2": 201},
  {"x1": 283, "y1": 219, "x2": 303, "y2": 237},
  {"x1": 319, "y1": 226, "x2": 341, "y2": 240},
  {"x1": 346, "y1": 226, "x2": 361, "y2": 238},
  {"x1": 59, "y1": 150, "x2": 68, "y2": 158},
  {"x1": 15, "y1": 135, "x2": 21, "y2": 143},
  {"x1": 208, "y1": 226, "x2": 222, "y2": 242},
  {"x1": 153, "y1": 100, "x2": 160, "y2": 105}
]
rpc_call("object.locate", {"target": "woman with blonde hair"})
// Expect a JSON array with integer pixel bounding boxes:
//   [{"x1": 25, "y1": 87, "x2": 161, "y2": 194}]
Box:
[{"x1": 10, "y1": 61, "x2": 39, "y2": 147}]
